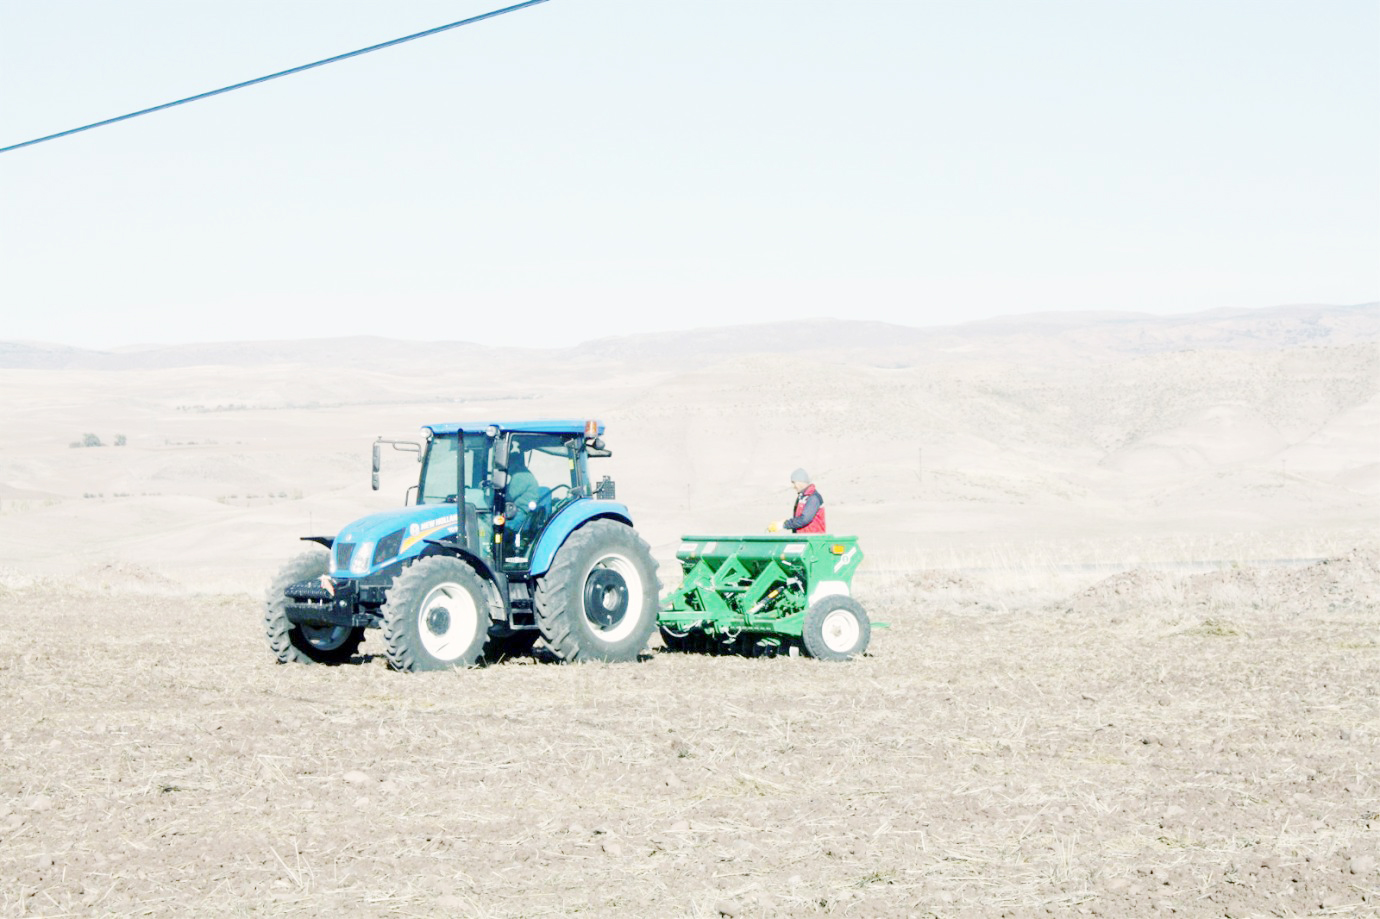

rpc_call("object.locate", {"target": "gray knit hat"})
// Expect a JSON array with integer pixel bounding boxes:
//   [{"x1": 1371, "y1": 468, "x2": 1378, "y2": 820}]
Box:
[{"x1": 790, "y1": 468, "x2": 810, "y2": 483}]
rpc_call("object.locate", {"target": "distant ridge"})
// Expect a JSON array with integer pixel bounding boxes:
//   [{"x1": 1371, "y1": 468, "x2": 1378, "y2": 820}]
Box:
[
  {"x1": 0, "y1": 336, "x2": 494, "y2": 371},
  {"x1": 1, "y1": 303, "x2": 1374, "y2": 370},
  {"x1": 936, "y1": 302, "x2": 1380, "y2": 356}
]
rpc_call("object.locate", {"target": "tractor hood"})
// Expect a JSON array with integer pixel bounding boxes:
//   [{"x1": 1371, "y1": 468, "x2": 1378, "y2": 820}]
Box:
[{"x1": 329, "y1": 505, "x2": 460, "y2": 578}]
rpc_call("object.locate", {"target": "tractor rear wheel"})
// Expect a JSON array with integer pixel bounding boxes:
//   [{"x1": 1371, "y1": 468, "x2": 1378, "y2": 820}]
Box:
[
  {"x1": 381, "y1": 557, "x2": 492, "y2": 671},
  {"x1": 534, "y1": 520, "x2": 659, "y2": 662},
  {"x1": 264, "y1": 550, "x2": 365, "y2": 665},
  {"x1": 800, "y1": 596, "x2": 871, "y2": 661}
]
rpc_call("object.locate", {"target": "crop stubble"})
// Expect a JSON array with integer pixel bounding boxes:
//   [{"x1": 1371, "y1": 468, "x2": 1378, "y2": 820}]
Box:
[{"x1": 0, "y1": 553, "x2": 1376, "y2": 917}]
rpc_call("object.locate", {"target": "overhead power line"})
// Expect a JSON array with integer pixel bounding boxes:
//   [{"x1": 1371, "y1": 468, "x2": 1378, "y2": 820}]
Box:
[{"x1": 0, "y1": 0, "x2": 552, "y2": 155}]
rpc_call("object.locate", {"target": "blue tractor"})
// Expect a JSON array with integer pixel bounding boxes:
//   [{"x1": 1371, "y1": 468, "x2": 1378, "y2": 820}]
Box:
[{"x1": 263, "y1": 420, "x2": 660, "y2": 670}]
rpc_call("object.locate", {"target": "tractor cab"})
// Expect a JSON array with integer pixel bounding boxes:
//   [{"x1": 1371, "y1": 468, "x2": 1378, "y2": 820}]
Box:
[
  {"x1": 267, "y1": 419, "x2": 656, "y2": 671},
  {"x1": 401, "y1": 421, "x2": 611, "y2": 573}
]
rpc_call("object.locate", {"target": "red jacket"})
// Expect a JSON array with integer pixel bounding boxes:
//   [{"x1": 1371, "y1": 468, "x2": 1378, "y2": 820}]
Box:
[{"x1": 786, "y1": 484, "x2": 826, "y2": 533}]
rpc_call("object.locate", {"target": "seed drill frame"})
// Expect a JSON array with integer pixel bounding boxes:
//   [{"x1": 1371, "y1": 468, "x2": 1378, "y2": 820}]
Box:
[{"x1": 658, "y1": 534, "x2": 874, "y2": 659}]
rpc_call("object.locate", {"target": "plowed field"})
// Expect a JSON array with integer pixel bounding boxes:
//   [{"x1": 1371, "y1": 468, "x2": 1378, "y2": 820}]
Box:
[{"x1": 2, "y1": 553, "x2": 1377, "y2": 917}]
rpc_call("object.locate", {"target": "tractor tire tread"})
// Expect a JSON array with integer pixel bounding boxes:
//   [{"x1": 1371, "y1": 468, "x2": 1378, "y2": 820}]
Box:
[
  {"x1": 533, "y1": 520, "x2": 660, "y2": 663},
  {"x1": 264, "y1": 549, "x2": 364, "y2": 665},
  {"x1": 381, "y1": 556, "x2": 490, "y2": 672}
]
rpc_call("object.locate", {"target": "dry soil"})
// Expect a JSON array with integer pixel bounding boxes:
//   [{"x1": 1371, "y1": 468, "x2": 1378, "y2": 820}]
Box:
[{"x1": 1, "y1": 551, "x2": 1375, "y2": 918}]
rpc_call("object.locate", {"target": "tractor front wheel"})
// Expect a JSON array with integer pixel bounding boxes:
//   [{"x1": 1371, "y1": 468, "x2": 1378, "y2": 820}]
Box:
[
  {"x1": 534, "y1": 520, "x2": 659, "y2": 662},
  {"x1": 800, "y1": 596, "x2": 871, "y2": 661},
  {"x1": 381, "y1": 557, "x2": 492, "y2": 671},
  {"x1": 264, "y1": 550, "x2": 365, "y2": 665}
]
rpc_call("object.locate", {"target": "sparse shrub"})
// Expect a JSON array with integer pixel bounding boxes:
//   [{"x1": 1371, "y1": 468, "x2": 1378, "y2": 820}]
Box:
[
  {"x1": 1191, "y1": 617, "x2": 1242, "y2": 637},
  {"x1": 82, "y1": 433, "x2": 103, "y2": 448},
  {"x1": 114, "y1": 434, "x2": 127, "y2": 446}
]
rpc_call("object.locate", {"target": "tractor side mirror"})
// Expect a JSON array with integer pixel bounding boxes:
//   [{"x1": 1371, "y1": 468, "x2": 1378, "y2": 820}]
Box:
[
  {"x1": 371, "y1": 436, "x2": 421, "y2": 492},
  {"x1": 490, "y1": 433, "x2": 510, "y2": 489}
]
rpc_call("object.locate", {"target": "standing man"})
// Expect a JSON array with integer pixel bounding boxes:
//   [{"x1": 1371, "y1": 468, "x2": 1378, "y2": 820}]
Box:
[{"x1": 769, "y1": 468, "x2": 827, "y2": 533}]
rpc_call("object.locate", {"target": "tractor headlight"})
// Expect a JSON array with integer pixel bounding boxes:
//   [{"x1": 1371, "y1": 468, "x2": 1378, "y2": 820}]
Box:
[
  {"x1": 372, "y1": 530, "x2": 404, "y2": 566},
  {"x1": 350, "y1": 541, "x2": 375, "y2": 575}
]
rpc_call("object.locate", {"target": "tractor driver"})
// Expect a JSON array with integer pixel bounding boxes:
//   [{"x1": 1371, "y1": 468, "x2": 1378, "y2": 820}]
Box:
[
  {"x1": 768, "y1": 468, "x2": 827, "y2": 534},
  {"x1": 506, "y1": 449, "x2": 541, "y2": 528}
]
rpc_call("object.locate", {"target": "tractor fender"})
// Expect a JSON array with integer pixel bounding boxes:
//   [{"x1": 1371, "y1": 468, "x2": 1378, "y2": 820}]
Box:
[{"x1": 527, "y1": 500, "x2": 634, "y2": 578}]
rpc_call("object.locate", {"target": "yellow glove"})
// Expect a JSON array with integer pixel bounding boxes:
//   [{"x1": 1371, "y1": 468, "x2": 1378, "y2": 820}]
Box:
[{"x1": 767, "y1": 521, "x2": 781, "y2": 533}]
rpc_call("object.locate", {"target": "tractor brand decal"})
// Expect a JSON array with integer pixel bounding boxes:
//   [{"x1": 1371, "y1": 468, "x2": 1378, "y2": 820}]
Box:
[
  {"x1": 833, "y1": 547, "x2": 857, "y2": 573},
  {"x1": 401, "y1": 513, "x2": 459, "y2": 552}
]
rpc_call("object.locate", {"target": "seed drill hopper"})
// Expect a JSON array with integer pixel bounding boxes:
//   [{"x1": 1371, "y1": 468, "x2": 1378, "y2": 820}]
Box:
[{"x1": 658, "y1": 534, "x2": 872, "y2": 659}]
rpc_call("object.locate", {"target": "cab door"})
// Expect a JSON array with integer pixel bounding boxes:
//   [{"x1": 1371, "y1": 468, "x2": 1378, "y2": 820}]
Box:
[{"x1": 499, "y1": 433, "x2": 581, "y2": 569}]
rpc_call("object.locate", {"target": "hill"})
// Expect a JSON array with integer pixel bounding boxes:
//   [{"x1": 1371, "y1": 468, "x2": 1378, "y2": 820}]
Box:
[
  {"x1": 0, "y1": 303, "x2": 1375, "y2": 590},
  {"x1": 1, "y1": 302, "x2": 1375, "y2": 371}
]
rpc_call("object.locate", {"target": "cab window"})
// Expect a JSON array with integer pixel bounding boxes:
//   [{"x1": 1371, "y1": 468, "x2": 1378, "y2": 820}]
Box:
[
  {"x1": 419, "y1": 436, "x2": 458, "y2": 505},
  {"x1": 419, "y1": 433, "x2": 493, "y2": 509}
]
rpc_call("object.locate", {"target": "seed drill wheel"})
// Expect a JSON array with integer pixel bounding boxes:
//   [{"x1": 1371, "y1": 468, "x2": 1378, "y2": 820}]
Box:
[
  {"x1": 381, "y1": 556, "x2": 492, "y2": 671},
  {"x1": 801, "y1": 596, "x2": 871, "y2": 661},
  {"x1": 534, "y1": 520, "x2": 659, "y2": 662},
  {"x1": 265, "y1": 550, "x2": 365, "y2": 664}
]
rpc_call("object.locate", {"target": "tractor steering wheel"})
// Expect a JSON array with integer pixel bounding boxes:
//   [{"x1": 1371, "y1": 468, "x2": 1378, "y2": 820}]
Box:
[{"x1": 547, "y1": 484, "x2": 572, "y2": 503}]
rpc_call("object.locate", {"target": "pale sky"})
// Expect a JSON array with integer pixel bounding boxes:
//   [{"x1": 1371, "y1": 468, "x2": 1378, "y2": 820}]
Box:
[{"x1": 2, "y1": 1, "x2": 1377, "y2": 349}]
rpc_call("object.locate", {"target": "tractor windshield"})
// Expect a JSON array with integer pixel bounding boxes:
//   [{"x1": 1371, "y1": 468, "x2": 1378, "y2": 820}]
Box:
[{"x1": 418, "y1": 432, "x2": 493, "y2": 509}]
